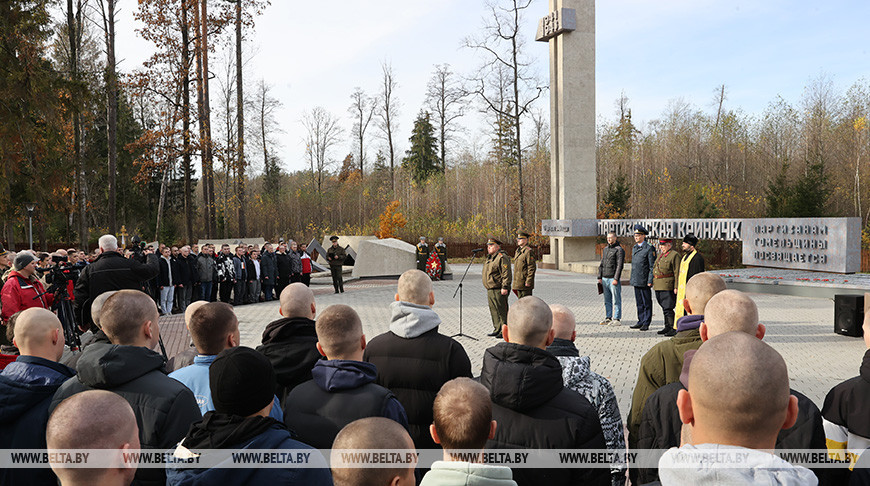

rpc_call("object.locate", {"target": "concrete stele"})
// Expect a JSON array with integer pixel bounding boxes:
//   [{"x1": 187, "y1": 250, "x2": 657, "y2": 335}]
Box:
[{"x1": 352, "y1": 238, "x2": 417, "y2": 278}]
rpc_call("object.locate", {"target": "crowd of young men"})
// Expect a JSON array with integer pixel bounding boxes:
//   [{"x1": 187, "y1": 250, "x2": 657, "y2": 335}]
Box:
[{"x1": 0, "y1": 247, "x2": 868, "y2": 485}]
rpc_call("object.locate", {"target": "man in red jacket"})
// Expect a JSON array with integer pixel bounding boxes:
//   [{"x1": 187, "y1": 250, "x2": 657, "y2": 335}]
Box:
[{"x1": 1, "y1": 253, "x2": 53, "y2": 324}]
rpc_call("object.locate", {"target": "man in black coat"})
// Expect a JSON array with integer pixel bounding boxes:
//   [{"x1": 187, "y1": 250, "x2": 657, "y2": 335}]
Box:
[
  {"x1": 50, "y1": 290, "x2": 202, "y2": 486},
  {"x1": 256, "y1": 283, "x2": 322, "y2": 407},
  {"x1": 74, "y1": 234, "x2": 159, "y2": 331},
  {"x1": 0, "y1": 308, "x2": 76, "y2": 486},
  {"x1": 480, "y1": 296, "x2": 609, "y2": 486},
  {"x1": 275, "y1": 244, "x2": 292, "y2": 296},
  {"x1": 363, "y1": 269, "x2": 472, "y2": 451},
  {"x1": 635, "y1": 290, "x2": 830, "y2": 485}
]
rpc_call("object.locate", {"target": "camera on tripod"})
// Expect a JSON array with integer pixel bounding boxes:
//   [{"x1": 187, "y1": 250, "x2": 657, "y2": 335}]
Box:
[{"x1": 35, "y1": 255, "x2": 82, "y2": 350}]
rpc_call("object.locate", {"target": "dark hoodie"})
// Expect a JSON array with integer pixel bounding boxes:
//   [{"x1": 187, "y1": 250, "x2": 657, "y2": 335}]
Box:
[
  {"x1": 49, "y1": 342, "x2": 202, "y2": 486},
  {"x1": 480, "y1": 343, "x2": 609, "y2": 486},
  {"x1": 256, "y1": 316, "x2": 322, "y2": 407},
  {"x1": 285, "y1": 359, "x2": 408, "y2": 449},
  {"x1": 0, "y1": 356, "x2": 75, "y2": 486},
  {"x1": 166, "y1": 414, "x2": 333, "y2": 486}
]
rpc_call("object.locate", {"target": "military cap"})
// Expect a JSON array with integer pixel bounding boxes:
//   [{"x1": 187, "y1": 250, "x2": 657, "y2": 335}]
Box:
[
  {"x1": 683, "y1": 233, "x2": 699, "y2": 246},
  {"x1": 517, "y1": 231, "x2": 530, "y2": 239},
  {"x1": 419, "y1": 236, "x2": 426, "y2": 241},
  {"x1": 438, "y1": 237, "x2": 444, "y2": 242},
  {"x1": 486, "y1": 238, "x2": 502, "y2": 246},
  {"x1": 658, "y1": 239, "x2": 672, "y2": 244},
  {"x1": 634, "y1": 224, "x2": 648, "y2": 235},
  {"x1": 0, "y1": 242, "x2": 7, "y2": 257},
  {"x1": 329, "y1": 235, "x2": 339, "y2": 242}
]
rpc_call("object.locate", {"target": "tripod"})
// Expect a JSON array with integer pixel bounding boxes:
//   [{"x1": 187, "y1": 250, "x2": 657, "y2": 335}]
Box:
[{"x1": 451, "y1": 251, "x2": 480, "y2": 341}]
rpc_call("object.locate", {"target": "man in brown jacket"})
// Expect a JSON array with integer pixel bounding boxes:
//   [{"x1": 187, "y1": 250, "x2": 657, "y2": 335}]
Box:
[
  {"x1": 512, "y1": 232, "x2": 536, "y2": 298},
  {"x1": 482, "y1": 238, "x2": 511, "y2": 338},
  {"x1": 652, "y1": 239, "x2": 681, "y2": 336}
]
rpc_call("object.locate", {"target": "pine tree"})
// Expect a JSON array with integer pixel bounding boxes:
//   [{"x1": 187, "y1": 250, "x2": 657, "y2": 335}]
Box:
[
  {"x1": 402, "y1": 111, "x2": 441, "y2": 185},
  {"x1": 600, "y1": 172, "x2": 632, "y2": 218}
]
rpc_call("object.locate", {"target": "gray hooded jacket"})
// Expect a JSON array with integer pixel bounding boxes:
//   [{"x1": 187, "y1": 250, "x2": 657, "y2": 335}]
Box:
[{"x1": 658, "y1": 444, "x2": 818, "y2": 485}]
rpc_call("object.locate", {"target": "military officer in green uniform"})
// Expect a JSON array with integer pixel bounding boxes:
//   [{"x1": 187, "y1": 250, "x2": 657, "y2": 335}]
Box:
[
  {"x1": 652, "y1": 239, "x2": 681, "y2": 335},
  {"x1": 415, "y1": 236, "x2": 429, "y2": 272},
  {"x1": 326, "y1": 235, "x2": 347, "y2": 294},
  {"x1": 482, "y1": 238, "x2": 511, "y2": 338},
  {"x1": 512, "y1": 231, "x2": 536, "y2": 298},
  {"x1": 434, "y1": 237, "x2": 447, "y2": 280}
]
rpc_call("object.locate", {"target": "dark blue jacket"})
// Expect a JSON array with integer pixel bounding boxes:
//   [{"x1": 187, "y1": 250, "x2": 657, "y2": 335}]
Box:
[
  {"x1": 166, "y1": 421, "x2": 333, "y2": 486},
  {"x1": 0, "y1": 356, "x2": 76, "y2": 486},
  {"x1": 630, "y1": 241, "x2": 656, "y2": 287},
  {"x1": 285, "y1": 359, "x2": 408, "y2": 449}
]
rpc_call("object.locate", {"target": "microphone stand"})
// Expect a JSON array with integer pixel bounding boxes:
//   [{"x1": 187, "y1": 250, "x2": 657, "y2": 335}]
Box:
[{"x1": 451, "y1": 251, "x2": 480, "y2": 341}]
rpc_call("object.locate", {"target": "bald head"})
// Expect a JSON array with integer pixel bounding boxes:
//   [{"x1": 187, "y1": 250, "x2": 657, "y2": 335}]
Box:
[
  {"x1": 331, "y1": 417, "x2": 416, "y2": 486},
  {"x1": 316, "y1": 305, "x2": 364, "y2": 359},
  {"x1": 91, "y1": 290, "x2": 119, "y2": 329},
  {"x1": 702, "y1": 290, "x2": 761, "y2": 339},
  {"x1": 433, "y1": 378, "x2": 493, "y2": 453},
  {"x1": 48, "y1": 390, "x2": 139, "y2": 484},
  {"x1": 184, "y1": 300, "x2": 208, "y2": 328},
  {"x1": 684, "y1": 272, "x2": 727, "y2": 315},
  {"x1": 396, "y1": 269, "x2": 434, "y2": 306},
  {"x1": 13, "y1": 308, "x2": 64, "y2": 361},
  {"x1": 279, "y1": 283, "x2": 316, "y2": 319},
  {"x1": 505, "y1": 296, "x2": 553, "y2": 348},
  {"x1": 682, "y1": 332, "x2": 795, "y2": 448},
  {"x1": 100, "y1": 290, "x2": 160, "y2": 348},
  {"x1": 549, "y1": 304, "x2": 576, "y2": 341}
]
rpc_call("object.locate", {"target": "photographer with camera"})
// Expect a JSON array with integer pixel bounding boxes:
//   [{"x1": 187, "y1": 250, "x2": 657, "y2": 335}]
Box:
[{"x1": 74, "y1": 234, "x2": 159, "y2": 332}]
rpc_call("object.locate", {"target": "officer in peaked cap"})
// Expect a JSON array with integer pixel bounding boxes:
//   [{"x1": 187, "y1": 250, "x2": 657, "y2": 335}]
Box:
[
  {"x1": 482, "y1": 238, "x2": 511, "y2": 338},
  {"x1": 629, "y1": 225, "x2": 656, "y2": 331},
  {"x1": 512, "y1": 231, "x2": 536, "y2": 299}
]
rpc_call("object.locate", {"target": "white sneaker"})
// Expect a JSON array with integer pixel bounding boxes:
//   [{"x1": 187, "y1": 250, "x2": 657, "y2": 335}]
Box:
[
  {"x1": 610, "y1": 319, "x2": 622, "y2": 326},
  {"x1": 599, "y1": 318, "x2": 611, "y2": 325}
]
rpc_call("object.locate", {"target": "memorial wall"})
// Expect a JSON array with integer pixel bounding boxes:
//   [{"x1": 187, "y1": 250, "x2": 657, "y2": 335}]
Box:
[{"x1": 541, "y1": 217, "x2": 862, "y2": 274}]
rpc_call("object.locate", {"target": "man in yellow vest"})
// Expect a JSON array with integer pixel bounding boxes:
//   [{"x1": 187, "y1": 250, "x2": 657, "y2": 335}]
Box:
[{"x1": 674, "y1": 233, "x2": 705, "y2": 321}]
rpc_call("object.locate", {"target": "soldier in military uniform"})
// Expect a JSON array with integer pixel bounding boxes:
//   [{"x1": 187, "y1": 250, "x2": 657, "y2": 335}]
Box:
[
  {"x1": 652, "y1": 239, "x2": 681, "y2": 336},
  {"x1": 512, "y1": 231, "x2": 536, "y2": 298},
  {"x1": 434, "y1": 237, "x2": 447, "y2": 280},
  {"x1": 482, "y1": 238, "x2": 511, "y2": 338},
  {"x1": 415, "y1": 236, "x2": 429, "y2": 272},
  {"x1": 629, "y1": 225, "x2": 656, "y2": 331},
  {"x1": 326, "y1": 235, "x2": 346, "y2": 294}
]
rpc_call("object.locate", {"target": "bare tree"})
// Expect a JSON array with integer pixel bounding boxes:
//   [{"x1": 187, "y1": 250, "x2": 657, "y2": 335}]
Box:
[
  {"x1": 181, "y1": 0, "x2": 193, "y2": 243},
  {"x1": 464, "y1": 0, "x2": 545, "y2": 226},
  {"x1": 96, "y1": 0, "x2": 118, "y2": 234},
  {"x1": 425, "y1": 63, "x2": 466, "y2": 172},
  {"x1": 235, "y1": 0, "x2": 246, "y2": 236},
  {"x1": 193, "y1": 0, "x2": 215, "y2": 237},
  {"x1": 348, "y1": 87, "x2": 376, "y2": 177},
  {"x1": 376, "y1": 62, "x2": 399, "y2": 192},
  {"x1": 64, "y1": 0, "x2": 89, "y2": 249},
  {"x1": 303, "y1": 107, "x2": 343, "y2": 221},
  {"x1": 253, "y1": 79, "x2": 283, "y2": 196}
]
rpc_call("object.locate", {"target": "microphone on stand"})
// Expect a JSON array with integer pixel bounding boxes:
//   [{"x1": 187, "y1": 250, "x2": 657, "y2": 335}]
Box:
[{"x1": 471, "y1": 248, "x2": 485, "y2": 253}]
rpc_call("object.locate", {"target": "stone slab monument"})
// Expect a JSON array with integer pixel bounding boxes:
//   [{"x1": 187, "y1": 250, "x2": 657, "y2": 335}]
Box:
[{"x1": 537, "y1": 0, "x2": 599, "y2": 270}]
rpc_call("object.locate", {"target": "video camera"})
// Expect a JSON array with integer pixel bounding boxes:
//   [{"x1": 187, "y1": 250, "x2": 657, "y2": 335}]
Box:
[
  {"x1": 35, "y1": 255, "x2": 82, "y2": 350},
  {"x1": 35, "y1": 255, "x2": 81, "y2": 286}
]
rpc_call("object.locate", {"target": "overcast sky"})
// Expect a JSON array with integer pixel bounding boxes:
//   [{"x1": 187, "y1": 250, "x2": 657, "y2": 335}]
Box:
[{"x1": 112, "y1": 0, "x2": 870, "y2": 174}]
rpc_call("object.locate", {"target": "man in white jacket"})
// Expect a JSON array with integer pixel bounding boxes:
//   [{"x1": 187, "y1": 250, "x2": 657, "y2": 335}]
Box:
[{"x1": 658, "y1": 331, "x2": 818, "y2": 485}]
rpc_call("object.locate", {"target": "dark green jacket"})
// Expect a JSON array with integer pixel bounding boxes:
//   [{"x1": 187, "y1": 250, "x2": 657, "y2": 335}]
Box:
[
  {"x1": 326, "y1": 245, "x2": 347, "y2": 268},
  {"x1": 482, "y1": 251, "x2": 511, "y2": 290},
  {"x1": 512, "y1": 245, "x2": 536, "y2": 290}
]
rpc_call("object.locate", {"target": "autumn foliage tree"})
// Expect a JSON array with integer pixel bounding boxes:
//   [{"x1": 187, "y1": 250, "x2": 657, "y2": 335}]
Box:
[{"x1": 375, "y1": 200, "x2": 407, "y2": 239}]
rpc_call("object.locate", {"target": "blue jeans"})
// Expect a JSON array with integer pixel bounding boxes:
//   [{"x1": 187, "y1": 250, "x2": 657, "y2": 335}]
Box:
[
  {"x1": 602, "y1": 277, "x2": 622, "y2": 319},
  {"x1": 200, "y1": 281, "x2": 213, "y2": 302}
]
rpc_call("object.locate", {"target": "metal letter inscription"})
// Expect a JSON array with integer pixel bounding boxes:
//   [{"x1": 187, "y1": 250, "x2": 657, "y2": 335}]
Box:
[{"x1": 535, "y1": 8, "x2": 577, "y2": 42}]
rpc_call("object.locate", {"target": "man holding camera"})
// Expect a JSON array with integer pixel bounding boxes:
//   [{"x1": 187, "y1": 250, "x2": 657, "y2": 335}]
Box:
[
  {"x1": 74, "y1": 234, "x2": 159, "y2": 331},
  {"x1": 1, "y1": 253, "x2": 53, "y2": 325}
]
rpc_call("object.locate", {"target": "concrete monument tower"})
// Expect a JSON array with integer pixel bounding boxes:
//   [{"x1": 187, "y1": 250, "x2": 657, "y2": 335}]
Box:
[{"x1": 537, "y1": 0, "x2": 598, "y2": 270}]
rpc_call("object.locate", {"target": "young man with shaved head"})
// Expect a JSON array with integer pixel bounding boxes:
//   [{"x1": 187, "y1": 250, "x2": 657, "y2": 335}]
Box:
[
  {"x1": 50, "y1": 289, "x2": 201, "y2": 486},
  {"x1": 479, "y1": 296, "x2": 609, "y2": 486},
  {"x1": 421, "y1": 377, "x2": 516, "y2": 485},
  {"x1": 658, "y1": 332, "x2": 817, "y2": 484},
  {"x1": 331, "y1": 417, "x2": 417, "y2": 486},
  {"x1": 547, "y1": 304, "x2": 626, "y2": 486},
  {"x1": 48, "y1": 390, "x2": 139, "y2": 486},
  {"x1": 256, "y1": 282, "x2": 323, "y2": 406},
  {"x1": 165, "y1": 299, "x2": 208, "y2": 372},
  {"x1": 365, "y1": 269, "x2": 472, "y2": 451},
  {"x1": 285, "y1": 304, "x2": 407, "y2": 448},
  {"x1": 636, "y1": 290, "x2": 828, "y2": 484},
  {"x1": 627, "y1": 272, "x2": 727, "y2": 462},
  {"x1": 0, "y1": 308, "x2": 76, "y2": 486}
]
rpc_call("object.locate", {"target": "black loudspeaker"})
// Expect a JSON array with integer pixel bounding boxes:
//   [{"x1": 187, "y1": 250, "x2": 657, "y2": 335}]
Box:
[{"x1": 835, "y1": 295, "x2": 865, "y2": 337}]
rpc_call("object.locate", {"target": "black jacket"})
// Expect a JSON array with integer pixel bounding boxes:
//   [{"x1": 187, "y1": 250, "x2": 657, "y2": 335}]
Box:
[
  {"x1": 50, "y1": 342, "x2": 202, "y2": 486},
  {"x1": 256, "y1": 317, "x2": 322, "y2": 407},
  {"x1": 480, "y1": 343, "x2": 610, "y2": 486},
  {"x1": 73, "y1": 251, "x2": 159, "y2": 330},
  {"x1": 0, "y1": 356, "x2": 76, "y2": 486},
  {"x1": 176, "y1": 254, "x2": 196, "y2": 286},
  {"x1": 276, "y1": 252, "x2": 292, "y2": 281},
  {"x1": 598, "y1": 242, "x2": 625, "y2": 280},
  {"x1": 159, "y1": 256, "x2": 181, "y2": 287},
  {"x1": 637, "y1": 375, "x2": 829, "y2": 484},
  {"x1": 364, "y1": 322, "x2": 472, "y2": 451},
  {"x1": 285, "y1": 359, "x2": 408, "y2": 449}
]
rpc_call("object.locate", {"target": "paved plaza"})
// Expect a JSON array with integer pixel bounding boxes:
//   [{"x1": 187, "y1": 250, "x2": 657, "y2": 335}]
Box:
[{"x1": 162, "y1": 265, "x2": 867, "y2": 416}]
